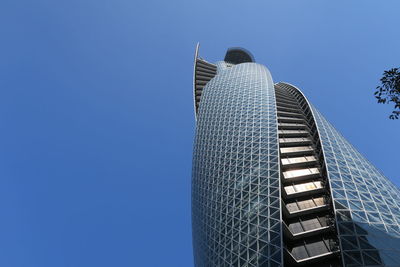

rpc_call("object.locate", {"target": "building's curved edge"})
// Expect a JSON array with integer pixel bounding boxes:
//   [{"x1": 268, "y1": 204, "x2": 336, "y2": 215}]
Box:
[
  {"x1": 306, "y1": 98, "x2": 398, "y2": 194},
  {"x1": 276, "y1": 81, "x2": 346, "y2": 267},
  {"x1": 191, "y1": 42, "x2": 200, "y2": 266},
  {"x1": 193, "y1": 46, "x2": 217, "y2": 120},
  {"x1": 193, "y1": 43, "x2": 200, "y2": 121}
]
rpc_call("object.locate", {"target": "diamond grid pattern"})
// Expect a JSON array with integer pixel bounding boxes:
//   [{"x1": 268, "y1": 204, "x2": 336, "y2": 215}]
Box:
[
  {"x1": 192, "y1": 63, "x2": 282, "y2": 267},
  {"x1": 312, "y1": 106, "x2": 400, "y2": 267},
  {"x1": 215, "y1": 61, "x2": 229, "y2": 72}
]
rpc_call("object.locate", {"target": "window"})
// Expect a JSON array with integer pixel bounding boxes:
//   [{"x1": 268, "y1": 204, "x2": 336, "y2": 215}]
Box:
[
  {"x1": 298, "y1": 199, "x2": 315, "y2": 210},
  {"x1": 301, "y1": 218, "x2": 321, "y2": 231},
  {"x1": 289, "y1": 221, "x2": 303, "y2": 234},
  {"x1": 313, "y1": 197, "x2": 325, "y2": 206},
  {"x1": 284, "y1": 186, "x2": 296, "y2": 195},
  {"x1": 306, "y1": 240, "x2": 328, "y2": 257},
  {"x1": 283, "y1": 168, "x2": 320, "y2": 179},
  {"x1": 291, "y1": 245, "x2": 308, "y2": 260},
  {"x1": 286, "y1": 202, "x2": 299, "y2": 212}
]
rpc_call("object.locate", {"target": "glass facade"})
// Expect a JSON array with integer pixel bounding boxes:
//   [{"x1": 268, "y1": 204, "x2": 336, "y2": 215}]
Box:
[
  {"x1": 192, "y1": 47, "x2": 400, "y2": 267},
  {"x1": 192, "y1": 62, "x2": 282, "y2": 266},
  {"x1": 311, "y1": 103, "x2": 400, "y2": 266}
]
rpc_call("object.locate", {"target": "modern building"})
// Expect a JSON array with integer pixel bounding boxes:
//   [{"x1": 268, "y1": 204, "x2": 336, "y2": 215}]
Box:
[{"x1": 191, "y1": 44, "x2": 400, "y2": 267}]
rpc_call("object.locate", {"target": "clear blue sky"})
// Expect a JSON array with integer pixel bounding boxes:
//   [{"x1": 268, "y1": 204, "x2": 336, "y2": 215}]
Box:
[{"x1": 1, "y1": 1, "x2": 399, "y2": 266}]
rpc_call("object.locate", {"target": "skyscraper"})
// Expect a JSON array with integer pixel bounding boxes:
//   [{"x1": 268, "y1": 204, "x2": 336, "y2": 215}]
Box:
[{"x1": 191, "y1": 45, "x2": 400, "y2": 267}]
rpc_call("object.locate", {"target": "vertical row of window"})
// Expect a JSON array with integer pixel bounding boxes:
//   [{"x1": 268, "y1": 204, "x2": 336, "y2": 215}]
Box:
[{"x1": 275, "y1": 84, "x2": 342, "y2": 266}]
